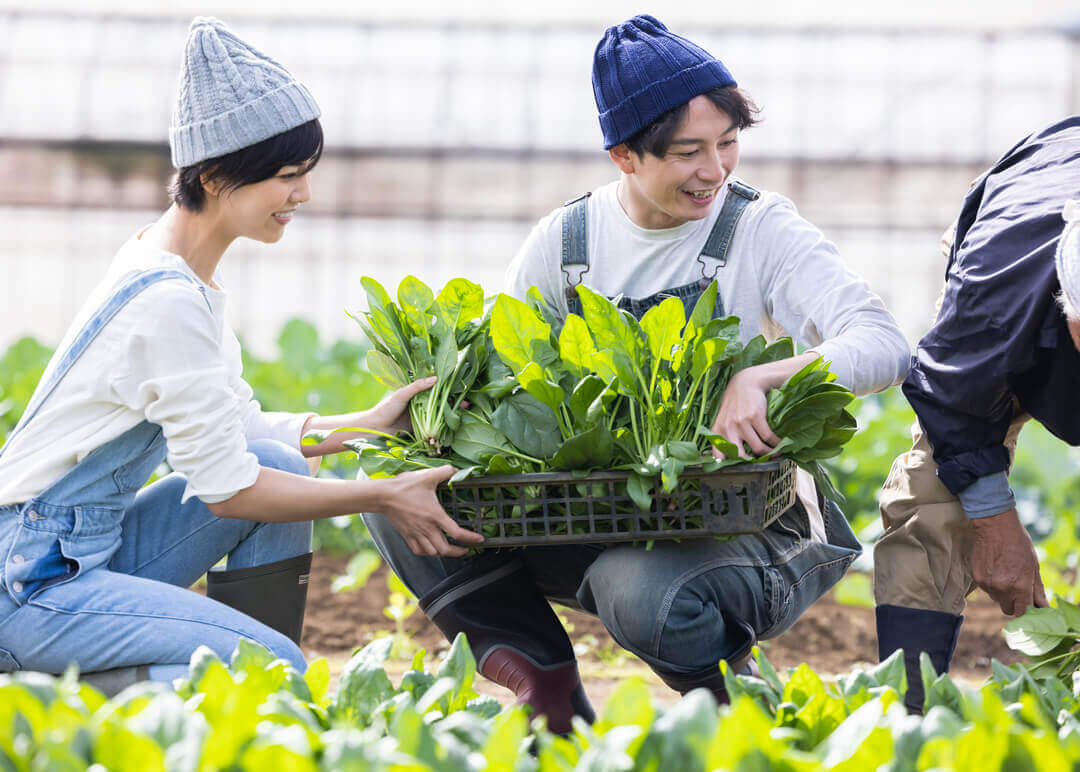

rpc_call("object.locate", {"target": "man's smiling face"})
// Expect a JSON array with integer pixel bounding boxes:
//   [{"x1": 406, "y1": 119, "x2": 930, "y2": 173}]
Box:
[{"x1": 612, "y1": 95, "x2": 741, "y2": 230}]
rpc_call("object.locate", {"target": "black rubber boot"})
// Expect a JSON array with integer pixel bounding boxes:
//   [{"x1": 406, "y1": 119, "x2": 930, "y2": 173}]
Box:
[
  {"x1": 652, "y1": 613, "x2": 758, "y2": 704},
  {"x1": 876, "y1": 604, "x2": 964, "y2": 714},
  {"x1": 80, "y1": 665, "x2": 152, "y2": 698},
  {"x1": 418, "y1": 556, "x2": 595, "y2": 734},
  {"x1": 206, "y1": 552, "x2": 313, "y2": 645}
]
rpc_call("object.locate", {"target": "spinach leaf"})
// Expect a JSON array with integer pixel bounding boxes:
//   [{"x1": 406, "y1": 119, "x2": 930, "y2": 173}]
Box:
[
  {"x1": 491, "y1": 391, "x2": 562, "y2": 459},
  {"x1": 491, "y1": 294, "x2": 550, "y2": 376},
  {"x1": 552, "y1": 425, "x2": 615, "y2": 471}
]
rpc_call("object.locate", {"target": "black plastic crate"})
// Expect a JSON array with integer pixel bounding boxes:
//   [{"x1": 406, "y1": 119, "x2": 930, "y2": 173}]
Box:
[{"x1": 437, "y1": 459, "x2": 797, "y2": 547}]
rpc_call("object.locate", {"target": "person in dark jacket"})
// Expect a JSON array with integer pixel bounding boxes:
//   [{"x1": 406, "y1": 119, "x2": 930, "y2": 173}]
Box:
[{"x1": 875, "y1": 115, "x2": 1080, "y2": 714}]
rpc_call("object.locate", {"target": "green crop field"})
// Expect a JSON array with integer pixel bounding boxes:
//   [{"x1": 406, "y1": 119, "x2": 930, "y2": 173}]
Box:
[
  {"x1": 4, "y1": 627, "x2": 1080, "y2": 770},
  {"x1": 3, "y1": 322, "x2": 1080, "y2": 770}
]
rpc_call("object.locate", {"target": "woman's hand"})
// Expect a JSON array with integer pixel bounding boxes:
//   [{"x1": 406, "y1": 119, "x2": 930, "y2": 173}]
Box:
[
  {"x1": 709, "y1": 366, "x2": 780, "y2": 460},
  {"x1": 361, "y1": 376, "x2": 437, "y2": 436},
  {"x1": 209, "y1": 463, "x2": 485, "y2": 559},
  {"x1": 376, "y1": 465, "x2": 485, "y2": 557},
  {"x1": 301, "y1": 377, "x2": 436, "y2": 457}
]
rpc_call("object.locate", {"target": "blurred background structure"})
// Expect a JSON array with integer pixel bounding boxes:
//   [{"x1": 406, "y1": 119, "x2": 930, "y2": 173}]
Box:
[{"x1": 1, "y1": 5, "x2": 1079, "y2": 355}]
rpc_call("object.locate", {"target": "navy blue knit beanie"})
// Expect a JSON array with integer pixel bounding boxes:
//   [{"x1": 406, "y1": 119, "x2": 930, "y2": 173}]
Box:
[{"x1": 592, "y1": 15, "x2": 737, "y2": 150}]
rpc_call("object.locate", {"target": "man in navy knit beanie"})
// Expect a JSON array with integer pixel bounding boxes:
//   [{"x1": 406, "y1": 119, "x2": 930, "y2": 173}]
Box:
[{"x1": 366, "y1": 15, "x2": 908, "y2": 732}]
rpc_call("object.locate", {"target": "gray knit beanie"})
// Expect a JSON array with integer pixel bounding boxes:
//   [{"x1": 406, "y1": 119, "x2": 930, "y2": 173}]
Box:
[
  {"x1": 1056, "y1": 200, "x2": 1080, "y2": 318},
  {"x1": 169, "y1": 17, "x2": 321, "y2": 168}
]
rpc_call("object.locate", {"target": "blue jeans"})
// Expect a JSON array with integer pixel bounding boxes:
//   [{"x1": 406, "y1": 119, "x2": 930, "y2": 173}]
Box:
[
  {"x1": 365, "y1": 497, "x2": 860, "y2": 675},
  {"x1": 0, "y1": 439, "x2": 312, "y2": 682}
]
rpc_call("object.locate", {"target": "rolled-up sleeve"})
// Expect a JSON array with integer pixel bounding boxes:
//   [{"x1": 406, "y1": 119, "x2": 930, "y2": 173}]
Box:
[
  {"x1": 754, "y1": 197, "x2": 910, "y2": 397},
  {"x1": 956, "y1": 472, "x2": 1016, "y2": 518},
  {"x1": 110, "y1": 285, "x2": 260, "y2": 503}
]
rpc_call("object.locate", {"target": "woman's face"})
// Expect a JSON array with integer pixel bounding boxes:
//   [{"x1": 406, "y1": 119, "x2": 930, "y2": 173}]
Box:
[
  {"x1": 217, "y1": 165, "x2": 312, "y2": 243},
  {"x1": 614, "y1": 95, "x2": 741, "y2": 230}
]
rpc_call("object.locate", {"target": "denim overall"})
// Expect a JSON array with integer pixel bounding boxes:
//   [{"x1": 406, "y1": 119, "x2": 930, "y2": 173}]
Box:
[
  {"x1": 0, "y1": 268, "x2": 312, "y2": 681},
  {"x1": 561, "y1": 179, "x2": 760, "y2": 320},
  {"x1": 366, "y1": 182, "x2": 862, "y2": 678}
]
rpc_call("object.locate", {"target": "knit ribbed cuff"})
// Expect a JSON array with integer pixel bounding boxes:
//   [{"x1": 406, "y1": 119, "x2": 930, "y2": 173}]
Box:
[
  {"x1": 169, "y1": 81, "x2": 320, "y2": 168},
  {"x1": 598, "y1": 60, "x2": 735, "y2": 149},
  {"x1": 957, "y1": 472, "x2": 1016, "y2": 519}
]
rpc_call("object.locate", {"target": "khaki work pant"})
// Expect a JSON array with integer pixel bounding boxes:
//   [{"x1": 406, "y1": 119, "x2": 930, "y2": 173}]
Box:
[{"x1": 874, "y1": 417, "x2": 1027, "y2": 615}]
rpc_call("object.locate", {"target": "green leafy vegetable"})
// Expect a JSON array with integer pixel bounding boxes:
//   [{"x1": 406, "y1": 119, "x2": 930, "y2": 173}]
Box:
[{"x1": 349, "y1": 277, "x2": 859, "y2": 535}]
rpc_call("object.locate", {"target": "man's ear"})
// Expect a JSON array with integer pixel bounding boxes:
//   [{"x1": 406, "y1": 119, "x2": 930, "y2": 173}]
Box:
[{"x1": 609, "y1": 144, "x2": 637, "y2": 175}]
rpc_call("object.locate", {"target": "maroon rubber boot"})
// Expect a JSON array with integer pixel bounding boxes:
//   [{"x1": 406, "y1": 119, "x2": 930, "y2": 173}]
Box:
[
  {"x1": 418, "y1": 557, "x2": 595, "y2": 734},
  {"x1": 480, "y1": 646, "x2": 593, "y2": 734}
]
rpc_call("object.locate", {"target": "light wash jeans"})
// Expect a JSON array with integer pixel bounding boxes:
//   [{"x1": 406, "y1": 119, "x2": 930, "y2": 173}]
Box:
[
  {"x1": 0, "y1": 268, "x2": 311, "y2": 683},
  {"x1": 0, "y1": 438, "x2": 312, "y2": 683}
]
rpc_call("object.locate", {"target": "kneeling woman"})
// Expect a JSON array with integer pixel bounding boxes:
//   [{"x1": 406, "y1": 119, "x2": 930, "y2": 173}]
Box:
[{"x1": 0, "y1": 17, "x2": 480, "y2": 693}]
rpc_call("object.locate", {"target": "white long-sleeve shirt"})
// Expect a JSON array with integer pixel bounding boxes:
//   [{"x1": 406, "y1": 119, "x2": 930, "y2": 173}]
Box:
[
  {"x1": 505, "y1": 179, "x2": 910, "y2": 398},
  {"x1": 0, "y1": 231, "x2": 311, "y2": 506},
  {"x1": 506, "y1": 178, "x2": 910, "y2": 542}
]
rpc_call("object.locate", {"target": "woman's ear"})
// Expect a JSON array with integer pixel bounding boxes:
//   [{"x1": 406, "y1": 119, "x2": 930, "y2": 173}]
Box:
[
  {"x1": 609, "y1": 144, "x2": 637, "y2": 175},
  {"x1": 199, "y1": 173, "x2": 222, "y2": 199}
]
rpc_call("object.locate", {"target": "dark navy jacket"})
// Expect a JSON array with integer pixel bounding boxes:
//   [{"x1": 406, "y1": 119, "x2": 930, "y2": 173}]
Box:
[{"x1": 903, "y1": 116, "x2": 1080, "y2": 494}]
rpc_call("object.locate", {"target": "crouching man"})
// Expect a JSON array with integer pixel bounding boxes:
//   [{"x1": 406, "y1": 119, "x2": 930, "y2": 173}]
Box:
[
  {"x1": 875, "y1": 116, "x2": 1080, "y2": 713},
  {"x1": 366, "y1": 14, "x2": 909, "y2": 732}
]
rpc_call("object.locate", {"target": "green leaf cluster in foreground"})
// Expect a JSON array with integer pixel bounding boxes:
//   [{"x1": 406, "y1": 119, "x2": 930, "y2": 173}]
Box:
[
  {"x1": 345, "y1": 276, "x2": 856, "y2": 514},
  {"x1": 5, "y1": 625, "x2": 1080, "y2": 772}
]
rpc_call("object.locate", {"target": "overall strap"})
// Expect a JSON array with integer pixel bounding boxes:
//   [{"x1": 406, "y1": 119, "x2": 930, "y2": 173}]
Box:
[
  {"x1": 698, "y1": 180, "x2": 761, "y2": 278},
  {"x1": 0, "y1": 268, "x2": 207, "y2": 458},
  {"x1": 560, "y1": 192, "x2": 591, "y2": 295}
]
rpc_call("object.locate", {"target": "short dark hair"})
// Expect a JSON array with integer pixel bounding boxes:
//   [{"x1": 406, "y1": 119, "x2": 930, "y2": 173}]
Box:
[
  {"x1": 624, "y1": 86, "x2": 760, "y2": 158},
  {"x1": 169, "y1": 119, "x2": 324, "y2": 212}
]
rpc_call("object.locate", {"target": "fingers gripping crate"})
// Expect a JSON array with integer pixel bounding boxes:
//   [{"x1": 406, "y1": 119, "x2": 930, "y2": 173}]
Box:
[{"x1": 438, "y1": 459, "x2": 798, "y2": 548}]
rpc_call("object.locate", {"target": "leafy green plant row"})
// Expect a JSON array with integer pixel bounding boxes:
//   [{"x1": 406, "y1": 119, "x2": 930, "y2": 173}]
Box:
[
  {"x1": 4, "y1": 606, "x2": 1080, "y2": 772},
  {"x1": 341, "y1": 276, "x2": 857, "y2": 522}
]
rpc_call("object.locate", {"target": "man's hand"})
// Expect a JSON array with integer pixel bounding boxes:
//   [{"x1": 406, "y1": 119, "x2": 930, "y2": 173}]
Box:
[
  {"x1": 709, "y1": 353, "x2": 818, "y2": 460},
  {"x1": 709, "y1": 367, "x2": 780, "y2": 459},
  {"x1": 376, "y1": 465, "x2": 485, "y2": 558},
  {"x1": 969, "y1": 507, "x2": 1048, "y2": 616}
]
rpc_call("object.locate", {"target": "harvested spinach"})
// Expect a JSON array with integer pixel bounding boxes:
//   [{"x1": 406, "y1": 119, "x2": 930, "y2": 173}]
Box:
[
  {"x1": 350, "y1": 276, "x2": 489, "y2": 455},
  {"x1": 342, "y1": 276, "x2": 858, "y2": 538}
]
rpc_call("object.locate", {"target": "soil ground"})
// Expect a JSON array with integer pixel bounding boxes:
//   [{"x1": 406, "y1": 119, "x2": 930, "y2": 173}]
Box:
[{"x1": 299, "y1": 552, "x2": 1022, "y2": 708}]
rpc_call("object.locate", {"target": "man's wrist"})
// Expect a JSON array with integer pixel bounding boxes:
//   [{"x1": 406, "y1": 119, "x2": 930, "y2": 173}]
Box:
[
  {"x1": 733, "y1": 364, "x2": 769, "y2": 391},
  {"x1": 968, "y1": 507, "x2": 1018, "y2": 526},
  {"x1": 750, "y1": 352, "x2": 818, "y2": 391}
]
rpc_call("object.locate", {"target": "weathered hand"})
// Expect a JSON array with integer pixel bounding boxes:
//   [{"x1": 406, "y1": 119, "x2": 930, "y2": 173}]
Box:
[
  {"x1": 969, "y1": 507, "x2": 1048, "y2": 616},
  {"x1": 363, "y1": 376, "x2": 437, "y2": 436},
  {"x1": 377, "y1": 465, "x2": 484, "y2": 557},
  {"x1": 709, "y1": 366, "x2": 781, "y2": 460}
]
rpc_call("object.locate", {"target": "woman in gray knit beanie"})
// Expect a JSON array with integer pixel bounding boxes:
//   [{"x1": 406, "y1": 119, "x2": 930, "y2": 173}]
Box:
[{"x1": 0, "y1": 17, "x2": 480, "y2": 696}]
